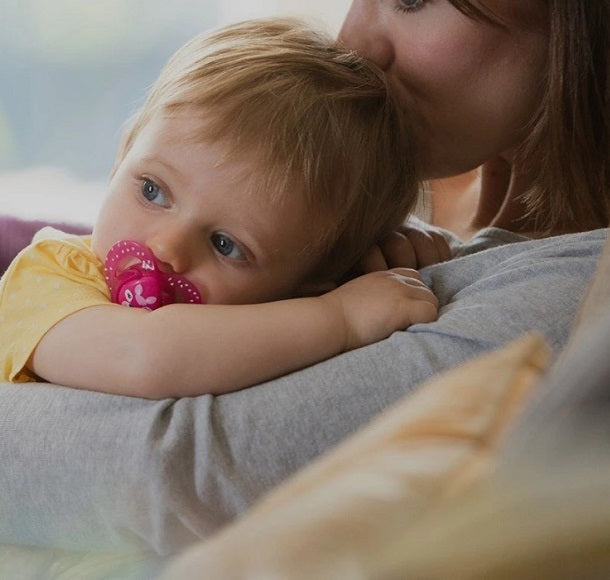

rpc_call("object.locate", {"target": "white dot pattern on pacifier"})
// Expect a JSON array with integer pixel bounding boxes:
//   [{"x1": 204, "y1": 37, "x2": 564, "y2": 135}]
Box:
[
  {"x1": 167, "y1": 276, "x2": 202, "y2": 304},
  {"x1": 104, "y1": 240, "x2": 147, "y2": 282},
  {"x1": 104, "y1": 240, "x2": 203, "y2": 306}
]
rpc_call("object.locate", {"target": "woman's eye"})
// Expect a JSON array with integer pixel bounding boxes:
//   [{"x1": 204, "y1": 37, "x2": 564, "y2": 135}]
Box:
[
  {"x1": 211, "y1": 233, "x2": 247, "y2": 261},
  {"x1": 141, "y1": 179, "x2": 169, "y2": 207},
  {"x1": 396, "y1": 0, "x2": 426, "y2": 13}
]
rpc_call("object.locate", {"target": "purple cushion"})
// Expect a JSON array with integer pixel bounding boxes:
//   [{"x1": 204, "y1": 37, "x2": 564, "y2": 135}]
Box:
[{"x1": 0, "y1": 215, "x2": 91, "y2": 275}]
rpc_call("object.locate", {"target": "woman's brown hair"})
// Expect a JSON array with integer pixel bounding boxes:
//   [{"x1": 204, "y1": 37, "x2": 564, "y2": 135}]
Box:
[{"x1": 450, "y1": 0, "x2": 609, "y2": 232}]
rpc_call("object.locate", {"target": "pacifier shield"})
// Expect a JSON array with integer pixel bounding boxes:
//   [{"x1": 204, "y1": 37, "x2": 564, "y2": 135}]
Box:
[{"x1": 104, "y1": 240, "x2": 202, "y2": 309}]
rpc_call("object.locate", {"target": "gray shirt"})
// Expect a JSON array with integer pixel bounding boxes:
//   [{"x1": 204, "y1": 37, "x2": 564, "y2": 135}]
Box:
[{"x1": 0, "y1": 227, "x2": 606, "y2": 554}]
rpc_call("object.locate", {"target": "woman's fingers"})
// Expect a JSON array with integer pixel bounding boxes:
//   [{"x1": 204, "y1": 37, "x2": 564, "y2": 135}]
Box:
[
  {"x1": 360, "y1": 225, "x2": 452, "y2": 273},
  {"x1": 360, "y1": 243, "x2": 389, "y2": 273},
  {"x1": 379, "y1": 231, "x2": 417, "y2": 269}
]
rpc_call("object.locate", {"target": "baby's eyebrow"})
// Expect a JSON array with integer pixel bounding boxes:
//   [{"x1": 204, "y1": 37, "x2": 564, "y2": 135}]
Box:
[{"x1": 138, "y1": 156, "x2": 180, "y2": 178}]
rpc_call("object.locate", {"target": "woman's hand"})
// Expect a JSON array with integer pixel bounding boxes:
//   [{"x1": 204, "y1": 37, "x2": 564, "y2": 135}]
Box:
[
  {"x1": 360, "y1": 223, "x2": 452, "y2": 273},
  {"x1": 321, "y1": 268, "x2": 438, "y2": 352}
]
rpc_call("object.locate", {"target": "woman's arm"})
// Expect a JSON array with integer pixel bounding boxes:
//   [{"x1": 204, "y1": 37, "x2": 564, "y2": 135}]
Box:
[
  {"x1": 30, "y1": 268, "x2": 437, "y2": 398},
  {"x1": 1, "y1": 229, "x2": 604, "y2": 554}
]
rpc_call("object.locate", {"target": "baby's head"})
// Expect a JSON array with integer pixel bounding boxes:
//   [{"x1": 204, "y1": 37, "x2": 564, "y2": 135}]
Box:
[{"x1": 99, "y1": 18, "x2": 419, "y2": 304}]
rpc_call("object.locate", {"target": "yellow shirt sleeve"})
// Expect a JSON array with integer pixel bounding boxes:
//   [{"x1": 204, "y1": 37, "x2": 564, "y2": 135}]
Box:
[{"x1": 0, "y1": 227, "x2": 111, "y2": 383}]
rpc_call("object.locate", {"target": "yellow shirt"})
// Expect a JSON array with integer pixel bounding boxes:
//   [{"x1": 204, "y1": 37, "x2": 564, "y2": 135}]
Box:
[{"x1": 0, "y1": 227, "x2": 111, "y2": 382}]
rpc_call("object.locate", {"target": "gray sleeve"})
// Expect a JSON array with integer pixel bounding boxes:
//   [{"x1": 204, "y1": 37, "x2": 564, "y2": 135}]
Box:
[{"x1": 0, "y1": 229, "x2": 605, "y2": 555}]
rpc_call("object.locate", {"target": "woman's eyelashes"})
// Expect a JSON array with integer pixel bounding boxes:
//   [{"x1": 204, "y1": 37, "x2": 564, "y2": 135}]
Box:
[
  {"x1": 141, "y1": 178, "x2": 170, "y2": 207},
  {"x1": 211, "y1": 233, "x2": 247, "y2": 261},
  {"x1": 395, "y1": 0, "x2": 426, "y2": 13}
]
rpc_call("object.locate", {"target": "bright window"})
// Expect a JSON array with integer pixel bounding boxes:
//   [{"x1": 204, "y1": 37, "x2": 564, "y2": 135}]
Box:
[{"x1": 0, "y1": 0, "x2": 348, "y2": 221}]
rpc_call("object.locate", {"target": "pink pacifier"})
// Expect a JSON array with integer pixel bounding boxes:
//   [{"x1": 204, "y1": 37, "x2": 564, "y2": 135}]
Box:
[{"x1": 104, "y1": 240, "x2": 203, "y2": 310}]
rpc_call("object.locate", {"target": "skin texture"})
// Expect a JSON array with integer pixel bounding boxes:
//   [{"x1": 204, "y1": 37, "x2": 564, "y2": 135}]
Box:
[
  {"x1": 339, "y1": 0, "x2": 548, "y2": 180},
  {"x1": 30, "y1": 112, "x2": 439, "y2": 397},
  {"x1": 340, "y1": 0, "x2": 556, "y2": 240}
]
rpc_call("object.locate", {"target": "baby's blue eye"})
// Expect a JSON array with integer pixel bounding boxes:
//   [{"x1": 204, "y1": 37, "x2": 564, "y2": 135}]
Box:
[
  {"x1": 211, "y1": 233, "x2": 246, "y2": 261},
  {"x1": 141, "y1": 179, "x2": 169, "y2": 206}
]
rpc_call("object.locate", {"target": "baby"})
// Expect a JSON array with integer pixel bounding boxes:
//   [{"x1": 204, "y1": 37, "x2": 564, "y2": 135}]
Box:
[{"x1": 0, "y1": 18, "x2": 437, "y2": 397}]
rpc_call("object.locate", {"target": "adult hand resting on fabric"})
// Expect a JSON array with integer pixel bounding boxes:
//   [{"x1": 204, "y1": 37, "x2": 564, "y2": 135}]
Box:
[{"x1": 361, "y1": 220, "x2": 453, "y2": 272}]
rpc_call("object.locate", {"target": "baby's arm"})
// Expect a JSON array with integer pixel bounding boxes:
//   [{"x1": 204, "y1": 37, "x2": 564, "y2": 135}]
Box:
[{"x1": 30, "y1": 268, "x2": 437, "y2": 398}]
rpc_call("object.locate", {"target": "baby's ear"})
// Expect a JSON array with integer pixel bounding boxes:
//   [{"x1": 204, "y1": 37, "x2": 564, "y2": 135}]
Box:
[{"x1": 296, "y1": 280, "x2": 337, "y2": 297}]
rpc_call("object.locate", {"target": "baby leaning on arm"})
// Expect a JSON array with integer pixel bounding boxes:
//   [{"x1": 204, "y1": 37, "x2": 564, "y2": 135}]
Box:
[{"x1": 0, "y1": 18, "x2": 439, "y2": 398}]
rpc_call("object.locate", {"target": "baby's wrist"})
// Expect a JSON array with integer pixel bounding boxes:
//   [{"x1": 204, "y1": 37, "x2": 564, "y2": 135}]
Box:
[{"x1": 317, "y1": 292, "x2": 350, "y2": 353}]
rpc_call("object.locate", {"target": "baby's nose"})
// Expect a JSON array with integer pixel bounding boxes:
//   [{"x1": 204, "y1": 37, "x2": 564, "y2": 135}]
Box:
[{"x1": 147, "y1": 229, "x2": 192, "y2": 274}]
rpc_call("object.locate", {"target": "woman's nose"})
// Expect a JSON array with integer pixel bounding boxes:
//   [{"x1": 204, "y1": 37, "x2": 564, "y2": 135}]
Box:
[
  {"x1": 338, "y1": 3, "x2": 394, "y2": 71},
  {"x1": 146, "y1": 227, "x2": 192, "y2": 274}
]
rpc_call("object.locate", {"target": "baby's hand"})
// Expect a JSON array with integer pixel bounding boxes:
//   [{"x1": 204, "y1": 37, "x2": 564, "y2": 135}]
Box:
[{"x1": 321, "y1": 268, "x2": 438, "y2": 352}]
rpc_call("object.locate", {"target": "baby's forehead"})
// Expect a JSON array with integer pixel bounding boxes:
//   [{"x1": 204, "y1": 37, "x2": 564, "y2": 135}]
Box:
[
  {"x1": 132, "y1": 112, "x2": 337, "y2": 254},
  {"x1": 253, "y1": 190, "x2": 340, "y2": 260}
]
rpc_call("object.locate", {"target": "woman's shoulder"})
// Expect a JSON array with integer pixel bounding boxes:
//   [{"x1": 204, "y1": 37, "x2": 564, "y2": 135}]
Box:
[
  {"x1": 452, "y1": 226, "x2": 607, "y2": 258},
  {"x1": 422, "y1": 226, "x2": 607, "y2": 354}
]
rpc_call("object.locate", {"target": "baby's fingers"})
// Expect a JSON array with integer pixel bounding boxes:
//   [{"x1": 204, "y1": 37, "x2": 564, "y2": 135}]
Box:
[
  {"x1": 387, "y1": 267, "x2": 427, "y2": 286},
  {"x1": 390, "y1": 268, "x2": 439, "y2": 323}
]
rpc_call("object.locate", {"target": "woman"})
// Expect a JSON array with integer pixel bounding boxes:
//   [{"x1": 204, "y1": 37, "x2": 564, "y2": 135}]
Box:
[
  {"x1": 341, "y1": 0, "x2": 608, "y2": 244},
  {"x1": 0, "y1": 1, "x2": 608, "y2": 557}
]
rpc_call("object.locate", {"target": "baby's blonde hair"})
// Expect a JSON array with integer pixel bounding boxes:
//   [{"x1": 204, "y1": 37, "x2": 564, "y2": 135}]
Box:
[{"x1": 117, "y1": 18, "x2": 419, "y2": 281}]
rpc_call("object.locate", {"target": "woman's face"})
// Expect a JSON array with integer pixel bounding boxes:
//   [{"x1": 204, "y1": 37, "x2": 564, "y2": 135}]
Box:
[{"x1": 339, "y1": 0, "x2": 548, "y2": 178}]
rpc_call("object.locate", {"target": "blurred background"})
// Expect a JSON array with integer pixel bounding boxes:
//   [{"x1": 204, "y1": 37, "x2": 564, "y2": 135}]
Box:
[{"x1": 0, "y1": 0, "x2": 350, "y2": 222}]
